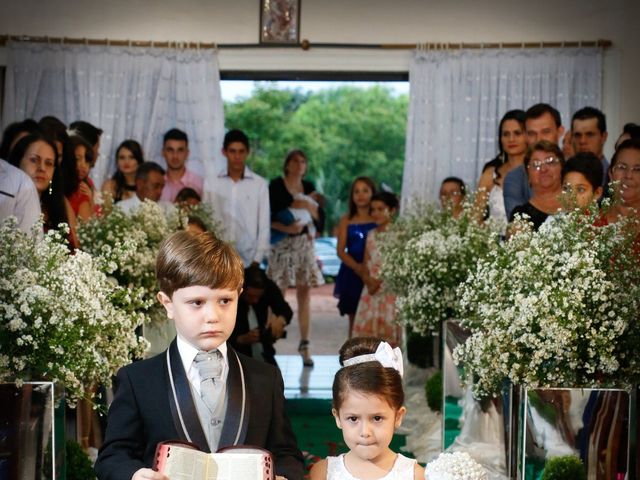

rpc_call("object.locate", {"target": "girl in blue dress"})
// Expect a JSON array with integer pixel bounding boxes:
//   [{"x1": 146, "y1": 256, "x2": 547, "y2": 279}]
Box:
[{"x1": 334, "y1": 176, "x2": 377, "y2": 338}]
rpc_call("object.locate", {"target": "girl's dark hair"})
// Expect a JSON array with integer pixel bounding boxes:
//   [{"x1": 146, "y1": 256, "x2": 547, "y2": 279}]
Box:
[
  {"x1": 8, "y1": 133, "x2": 68, "y2": 231},
  {"x1": 112, "y1": 140, "x2": 144, "y2": 201},
  {"x1": 39, "y1": 116, "x2": 69, "y2": 147},
  {"x1": 371, "y1": 191, "x2": 399, "y2": 211},
  {"x1": 61, "y1": 135, "x2": 94, "y2": 197},
  {"x1": 610, "y1": 138, "x2": 640, "y2": 169},
  {"x1": 348, "y1": 176, "x2": 376, "y2": 219},
  {"x1": 69, "y1": 120, "x2": 103, "y2": 147},
  {"x1": 440, "y1": 176, "x2": 466, "y2": 196},
  {"x1": 561, "y1": 153, "x2": 603, "y2": 191},
  {"x1": 0, "y1": 119, "x2": 41, "y2": 159},
  {"x1": 283, "y1": 149, "x2": 307, "y2": 175},
  {"x1": 333, "y1": 337, "x2": 404, "y2": 412},
  {"x1": 175, "y1": 187, "x2": 201, "y2": 204}
]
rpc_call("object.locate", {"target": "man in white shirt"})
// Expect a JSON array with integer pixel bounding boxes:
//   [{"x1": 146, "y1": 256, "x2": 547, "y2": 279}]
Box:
[
  {"x1": 118, "y1": 161, "x2": 174, "y2": 215},
  {"x1": 0, "y1": 158, "x2": 41, "y2": 233},
  {"x1": 203, "y1": 130, "x2": 270, "y2": 267}
]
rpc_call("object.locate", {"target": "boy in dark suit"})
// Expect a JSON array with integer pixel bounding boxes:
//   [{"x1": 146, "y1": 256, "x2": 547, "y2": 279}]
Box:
[{"x1": 95, "y1": 231, "x2": 303, "y2": 480}]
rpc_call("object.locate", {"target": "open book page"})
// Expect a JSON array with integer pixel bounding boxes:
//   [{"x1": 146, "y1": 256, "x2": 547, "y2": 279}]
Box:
[
  {"x1": 161, "y1": 446, "x2": 209, "y2": 479},
  {"x1": 207, "y1": 453, "x2": 264, "y2": 480}
]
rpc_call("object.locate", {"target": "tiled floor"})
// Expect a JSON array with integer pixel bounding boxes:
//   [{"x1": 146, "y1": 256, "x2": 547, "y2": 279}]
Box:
[{"x1": 275, "y1": 354, "x2": 341, "y2": 399}]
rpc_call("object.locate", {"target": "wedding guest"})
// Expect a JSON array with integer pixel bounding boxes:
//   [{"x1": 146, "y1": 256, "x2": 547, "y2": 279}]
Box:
[
  {"x1": 69, "y1": 120, "x2": 103, "y2": 162},
  {"x1": 561, "y1": 153, "x2": 604, "y2": 210},
  {"x1": 334, "y1": 177, "x2": 377, "y2": 340},
  {"x1": 203, "y1": 129, "x2": 270, "y2": 268},
  {"x1": 230, "y1": 265, "x2": 292, "y2": 366},
  {"x1": 175, "y1": 187, "x2": 201, "y2": 207},
  {"x1": 509, "y1": 141, "x2": 565, "y2": 231},
  {"x1": 267, "y1": 149, "x2": 324, "y2": 367},
  {"x1": 39, "y1": 116, "x2": 69, "y2": 161},
  {"x1": 117, "y1": 162, "x2": 170, "y2": 214},
  {"x1": 476, "y1": 110, "x2": 527, "y2": 223},
  {"x1": 8, "y1": 133, "x2": 78, "y2": 247},
  {"x1": 62, "y1": 135, "x2": 95, "y2": 221},
  {"x1": 614, "y1": 123, "x2": 640, "y2": 150},
  {"x1": 159, "y1": 128, "x2": 203, "y2": 202},
  {"x1": 101, "y1": 140, "x2": 144, "y2": 203},
  {"x1": 439, "y1": 176, "x2": 466, "y2": 218},
  {"x1": 0, "y1": 158, "x2": 42, "y2": 234},
  {"x1": 0, "y1": 119, "x2": 40, "y2": 159},
  {"x1": 570, "y1": 107, "x2": 609, "y2": 190},
  {"x1": 503, "y1": 104, "x2": 565, "y2": 217},
  {"x1": 353, "y1": 192, "x2": 403, "y2": 347},
  {"x1": 603, "y1": 139, "x2": 640, "y2": 224}
]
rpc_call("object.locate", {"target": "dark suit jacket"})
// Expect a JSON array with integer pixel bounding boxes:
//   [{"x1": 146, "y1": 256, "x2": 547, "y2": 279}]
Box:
[
  {"x1": 94, "y1": 341, "x2": 303, "y2": 480},
  {"x1": 231, "y1": 278, "x2": 293, "y2": 365}
]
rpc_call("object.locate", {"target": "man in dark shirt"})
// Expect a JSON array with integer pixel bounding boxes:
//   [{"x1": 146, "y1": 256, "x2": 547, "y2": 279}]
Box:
[{"x1": 231, "y1": 266, "x2": 292, "y2": 365}]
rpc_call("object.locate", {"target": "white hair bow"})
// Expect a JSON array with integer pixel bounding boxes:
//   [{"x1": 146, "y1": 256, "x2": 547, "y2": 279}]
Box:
[{"x1": 342, "y1": 341, "x2": 404, "y2": 377}]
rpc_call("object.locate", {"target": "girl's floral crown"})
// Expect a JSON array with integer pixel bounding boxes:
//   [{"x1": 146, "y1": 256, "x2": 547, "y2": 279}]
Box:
[{"x1": 342, "y1": 341, "x2": 404, "y2": 377}]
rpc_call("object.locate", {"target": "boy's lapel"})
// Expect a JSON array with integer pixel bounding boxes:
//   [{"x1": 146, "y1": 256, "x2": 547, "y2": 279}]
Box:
[
  {"x1": 166, "y1": 340, "x2": 210, "y2": 452},
  {"x1": 219, "y1": 347, "x2": 250, "y2": 447}
]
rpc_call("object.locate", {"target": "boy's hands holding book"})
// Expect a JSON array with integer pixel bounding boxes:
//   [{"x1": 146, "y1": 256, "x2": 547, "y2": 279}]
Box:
[{"x1": 132, "y1": 468, "x2": 169, "y2": 480}]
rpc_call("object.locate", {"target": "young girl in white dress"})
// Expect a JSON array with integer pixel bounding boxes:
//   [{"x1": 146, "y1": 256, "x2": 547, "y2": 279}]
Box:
[{"x1": 310, "y1": 338, "x2": 425, "y2": 480}]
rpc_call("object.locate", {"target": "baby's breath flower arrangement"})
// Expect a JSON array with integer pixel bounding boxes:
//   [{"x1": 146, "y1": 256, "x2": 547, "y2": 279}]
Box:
[
  {"x1": 78, "y1": 199, "x2": 184, "y2": 324},
  {"x1": 454, "y1": 207, "x2": 640, "y2": 398},
  {"x1": 0, "y1": 218, "x2": 148, "y2": 406},
  {"x1": 379, "y1": 198, "x2": 501, "y2": 334},
  {"x1": 425, "y1": 451, "x2": 488, "y2": 480}
]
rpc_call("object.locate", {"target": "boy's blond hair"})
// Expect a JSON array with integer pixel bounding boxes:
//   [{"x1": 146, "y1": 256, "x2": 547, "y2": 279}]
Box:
[{"x1": 156, "y1": 231, "x2": 244, "y2": 297}]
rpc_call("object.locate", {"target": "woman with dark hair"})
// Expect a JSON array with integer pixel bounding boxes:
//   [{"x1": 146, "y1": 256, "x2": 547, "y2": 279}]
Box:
[
  {"x1": 101, "y1": 140, "x2": 144, "y2": 203},
  {"x1": 62, "y1": 135, "x2": 96, "y2": 221},
  {"x1": 334, "y1": 176, "x2": 377, "y2": 341},
  {"x1": 476, "y1": 110, "x2": 527, "y2": 223},
  {"x1": 268, "y1": 149, "x2": 325, "y2": 367},
  {"x1": 0, "y1": 119, "x2": 40, "y2": 159},
  {"x1": 604, "y1": 139, "x2": 640, "y2": 224},
  {"x1": 509, "y1": 140, "x2": 565, "y2": 231},
  {"x1": 9, "y1": 133, "x2": 78, "y2": 247}
]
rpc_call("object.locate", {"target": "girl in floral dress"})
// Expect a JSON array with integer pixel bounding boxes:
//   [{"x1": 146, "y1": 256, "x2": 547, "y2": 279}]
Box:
[{"x1": 353, "y1": 192, "x2": 402, "y2": 347}]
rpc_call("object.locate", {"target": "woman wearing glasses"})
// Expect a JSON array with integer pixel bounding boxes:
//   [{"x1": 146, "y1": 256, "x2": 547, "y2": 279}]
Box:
[
  {"x1": 604, "y1": 139, "x2": 640, "y2": 224},
  {"x1": 509, "y1": 141, "x2": 565, "y2": 230}
]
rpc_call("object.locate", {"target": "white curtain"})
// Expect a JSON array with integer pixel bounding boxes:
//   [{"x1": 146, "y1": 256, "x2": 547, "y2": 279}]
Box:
[
  {"x1": 2, "y1": 41, "x2": 226, "y2": 189},
  {"x1": 402, "y1": 47, "x2": 602, "y2": 207}
]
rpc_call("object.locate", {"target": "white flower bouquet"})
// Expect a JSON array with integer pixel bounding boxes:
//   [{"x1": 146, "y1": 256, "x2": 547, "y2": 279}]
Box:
[
  {"x1": 454, "y1": 207, "x2": 640, "y2": 397},
  {"x1": 425, "y1": 451, "x2": 488, "y2": 480},
  {"x1": 78, "y1": 199, "x2": 183, "y2": 324},
  {"x1": 379, "y1": 199, "x2": 501, "y2": 334},
  {"x1": 0, "y1": 218, "x2": 149, "y2": 406}
]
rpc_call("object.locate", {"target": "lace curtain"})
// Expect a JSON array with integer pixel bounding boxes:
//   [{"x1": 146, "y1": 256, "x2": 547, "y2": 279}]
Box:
[
  {"x1": 402, "y1": 48, "x2": 602, "y2": 206},
  {"x1": 2, "y1": 41, "x2": 226, "y2": 190}
]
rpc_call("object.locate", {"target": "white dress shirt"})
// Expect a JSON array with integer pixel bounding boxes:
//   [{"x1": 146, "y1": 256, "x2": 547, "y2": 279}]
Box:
[
  {"x1": 176, "y1": 334, "x2": 229, "y2": 396},
  {"x1": 0, "y1": 159, "x2": 41, "y2": 234},
  {"x1": 116, "y1": 194, "x2": 176, "y2": 216},
  {"x1": 203, "y1": 166, "x2": 270, "y2": 267}
]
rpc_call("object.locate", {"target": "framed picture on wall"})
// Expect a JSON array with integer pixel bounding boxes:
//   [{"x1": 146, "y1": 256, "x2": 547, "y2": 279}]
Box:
[{"x1": 260, "y1": 0, "x2": 300, "y2": 44}]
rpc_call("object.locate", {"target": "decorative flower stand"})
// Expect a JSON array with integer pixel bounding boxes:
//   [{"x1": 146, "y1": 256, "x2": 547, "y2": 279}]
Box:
[
  {"x1": 516, "y1": 387, "x2": 631, "y2": 480},
  {"x1": 443, "y1": 320, "x2": 512, "y2": 480},
  {"x1": 0, "y1": 382, "x2": 65, "y2": 479}
]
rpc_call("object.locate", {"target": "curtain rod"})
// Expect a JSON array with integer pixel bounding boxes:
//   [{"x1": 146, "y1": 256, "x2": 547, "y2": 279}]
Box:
[{"x1": 0, "y1": 35, "x2": 612, "y2": 50}]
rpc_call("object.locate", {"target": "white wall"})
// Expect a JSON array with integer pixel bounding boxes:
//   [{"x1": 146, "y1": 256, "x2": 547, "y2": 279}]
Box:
[{"x1": 1, "y1": 0, "x2": 638, "y2": 135}]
